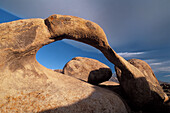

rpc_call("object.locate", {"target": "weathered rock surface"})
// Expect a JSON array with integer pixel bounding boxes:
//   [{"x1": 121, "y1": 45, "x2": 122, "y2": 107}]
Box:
[
  {"x1": 98, "y1": 81, "x2": 132, "y2": 113},
  {"x1": 0, "y1": 16, "x2": 128, "y2": 113},
  {"x1": 1, "y1": 13, "x2": 168, "y2": 113},
  {"x1": 63, "y1": 57, "x2": 112, "y2": 84},
  {"x1": 115, "y1": 59, "x2": 169, "y2": 112},
  {"x1": 45, "y1": 15, "x2": 169, "y2": 112},
  {"x1": 54, "y1": 69, "x2": 63, "y2": 73}
]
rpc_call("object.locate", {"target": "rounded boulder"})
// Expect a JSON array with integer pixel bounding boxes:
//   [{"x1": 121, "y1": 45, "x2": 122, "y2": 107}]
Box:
[{"x1": 63, "y1": 57, "x2": 112, "y2": 84}]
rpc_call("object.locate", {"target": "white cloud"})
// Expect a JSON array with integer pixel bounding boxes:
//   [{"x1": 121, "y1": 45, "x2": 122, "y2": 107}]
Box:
[
  {"x1": 144, "y1": 59, "x2": 156, "y2": 64},
  {"x1": 159, "y1": 67, "x2": 170, "y2": 72},
  {"x1": 117, "y1": 52, "x2": 145, "y2": 57},
  {"x1": 163, "y1": 75, "x2": 170, "y2": 77},
  {"x1": 144, "y1": 59, "x2": 170, "y2": 73},
  {"x1": 145, "y1": 60, "x2": 170, "y2": 66},
  {"x1": 150, "y1": 62, "x2": 162, "y2": 66}
]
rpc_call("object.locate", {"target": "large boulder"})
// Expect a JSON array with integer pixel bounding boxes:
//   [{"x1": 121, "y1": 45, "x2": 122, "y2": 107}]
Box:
[
  {"x1": 0, "y1": 16, "x2": 128, "y2": 113},
  {"x1": 63, "y1": 57, "x2": 112, "y2": 84},
  {"x1": 115, "y1": 59, "x2": 169, "y2": 111}
]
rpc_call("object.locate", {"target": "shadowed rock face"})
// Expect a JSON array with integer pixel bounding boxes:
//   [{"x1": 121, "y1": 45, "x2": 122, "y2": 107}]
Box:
[
  {"x1": 115, "y1": 59, "x2": 168, "y2": 110},
  {"x1": 0, "y1": 15, "x2": 128, "y2": 112}
]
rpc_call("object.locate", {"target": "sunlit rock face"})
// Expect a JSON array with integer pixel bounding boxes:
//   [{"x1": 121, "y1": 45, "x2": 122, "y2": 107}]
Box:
[{"x1": 0, "y1": 15, "x2": 128, "y2": 113}]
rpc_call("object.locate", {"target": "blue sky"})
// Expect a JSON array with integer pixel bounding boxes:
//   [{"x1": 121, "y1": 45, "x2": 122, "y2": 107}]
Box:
[{"x1": 0, "y1": 0, "x2": 170, "y2": 82}]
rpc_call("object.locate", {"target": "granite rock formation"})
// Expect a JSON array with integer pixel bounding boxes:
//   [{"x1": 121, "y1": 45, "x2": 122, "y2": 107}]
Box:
[
  {"x1": 45, "y1": 15, "x2": 168, "y2": 103},
  {"x1": 115, "y1": 59, "x2": 169, "y2": 111},
  {"x1": 0, "y1": 14, "x2": 168, "y2": 113},
  {"x1": 46, "y1": 14, "x2": 168, "y2": 106},
  {"x1": 63, "y1": 57, "x2": 112, "y2": 84},
  {"x1": 0, "y1": 15, "x2": 128, "y2": 113}
]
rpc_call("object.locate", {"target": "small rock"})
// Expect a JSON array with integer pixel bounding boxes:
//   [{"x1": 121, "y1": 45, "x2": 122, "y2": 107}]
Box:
[
  {"x1": 161, "y1": 83, "x2": 170, "y2": 97},
  {"x1": 109, "y1": 75, "x2": 119, "y2": 83},
  {"x1": 54, "y1": 69, "x2": 63, "y2": 73}
]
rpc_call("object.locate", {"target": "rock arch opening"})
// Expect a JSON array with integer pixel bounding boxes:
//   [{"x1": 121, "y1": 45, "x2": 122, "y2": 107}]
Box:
[{"x1": 36, "y1": 39, "x2": 111, "y2": 71}]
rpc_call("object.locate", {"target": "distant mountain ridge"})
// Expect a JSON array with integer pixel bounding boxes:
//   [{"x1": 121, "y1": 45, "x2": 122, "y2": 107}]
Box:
[{"x1": 0, "y1": 8, "x2": 21, "y2": 23}]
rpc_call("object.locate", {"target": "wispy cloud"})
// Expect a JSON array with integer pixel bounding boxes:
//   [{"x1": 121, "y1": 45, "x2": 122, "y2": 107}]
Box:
[
  {"x1": 149, "y1": 62, "x2": 162, "y2": 66},
  {"x1": 145, "y1": 60, "x2": 170, "y2": 72},
  {"x1": 118, "y1": 52, "x2": 145, "y2": 57},
  {"x1": 163, "y1": 75, "x2": 170, "y2": 77},
  {"x1": 159, "y1": 67, "x2": 170, "y2": 72}
]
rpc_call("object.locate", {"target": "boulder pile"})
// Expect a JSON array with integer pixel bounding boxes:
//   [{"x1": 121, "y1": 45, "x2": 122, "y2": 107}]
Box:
[{"x1": 0, "y1": 14, "x2": 169, "y2": 113}]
